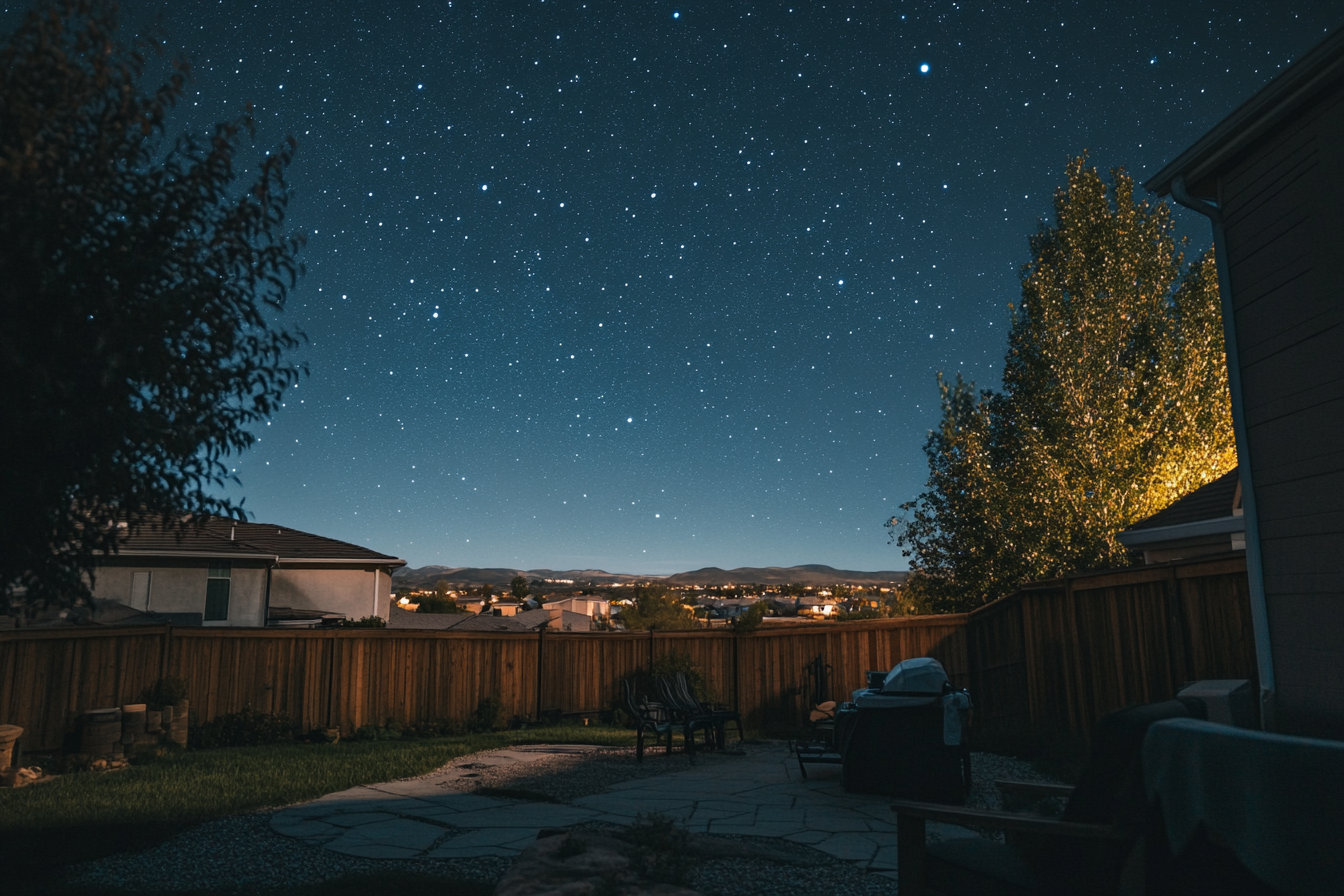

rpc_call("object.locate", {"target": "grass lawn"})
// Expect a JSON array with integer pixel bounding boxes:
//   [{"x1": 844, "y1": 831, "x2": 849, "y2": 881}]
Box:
[{"x1": 0, "y1": 724, "x2": 638, "y2": 895}]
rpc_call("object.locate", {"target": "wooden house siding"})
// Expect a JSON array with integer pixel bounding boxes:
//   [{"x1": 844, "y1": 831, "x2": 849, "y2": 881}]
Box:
[{"x1": 1215, "y1": 76, "x2": 1344, "y2": 737}]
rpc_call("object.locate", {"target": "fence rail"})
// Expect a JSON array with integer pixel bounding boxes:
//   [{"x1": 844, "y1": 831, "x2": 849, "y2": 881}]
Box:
[{"x1": 0, "y1": 554, "x2": 1253, "y2": 751}]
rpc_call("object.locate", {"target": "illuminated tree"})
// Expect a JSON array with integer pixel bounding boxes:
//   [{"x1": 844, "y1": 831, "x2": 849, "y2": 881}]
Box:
[
  {"x1": 891, "y1": 156, "x2": 1236, "y2": 611},
  {"x1": 1, "y1": 1, "x2": 304, "y2": 618}
]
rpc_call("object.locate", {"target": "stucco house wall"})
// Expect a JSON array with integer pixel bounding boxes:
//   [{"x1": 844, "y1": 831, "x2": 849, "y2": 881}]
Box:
[
  {"x1": 91, "y1": 558, "x2": 269, "y2": 627},
  {"x1": 269, "y1": 566, "x2": 392, "y2": 620}
]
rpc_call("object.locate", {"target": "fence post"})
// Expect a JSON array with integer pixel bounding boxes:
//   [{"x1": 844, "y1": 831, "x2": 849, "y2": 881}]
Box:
[
  {"x1": 733, "y1": 633, "x2": 740, "y2": 711},
  {"x1": 535, "y1": 624, "x2": 545, "y2": 721},
  {"x1": 1165, "y1": 564, "x2": 1190, "y2": 688},
  {"x1": 160, "y1": 623, "x2": 173, "y2": 681}
]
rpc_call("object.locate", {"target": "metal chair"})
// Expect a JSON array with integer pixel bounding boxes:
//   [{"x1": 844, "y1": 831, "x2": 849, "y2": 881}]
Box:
[
  {"x1": 653, "y1": 674, "x2": 716, "y2": 754},
  {"x1": 622, "y1": 677, "x2": 673, "y2": 762},
  {"x1": 672, "y1": 671, "x2": 743, "y2": 748},
  {"x1": 795, "y1": 654, "x2": 842, "y2": 777}
]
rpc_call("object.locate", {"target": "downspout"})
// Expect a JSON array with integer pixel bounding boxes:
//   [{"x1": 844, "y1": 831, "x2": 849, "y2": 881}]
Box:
[
  {"x1": 1170, "y1": 175, "x2": 1276, "y2": 731},
  {"x1": 263, "y1": 559, "x2": 276, "y2": 628},
  {"x1": 371, "y1": 568, "x2": 381, "y2": 619}
]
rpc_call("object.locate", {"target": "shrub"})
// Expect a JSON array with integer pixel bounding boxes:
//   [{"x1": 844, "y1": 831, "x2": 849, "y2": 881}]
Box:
[
  {"x1": 416, "y1": 595, "x2": 467, "y2": 614},
  {"x1": 190, "y1": 706, "x2": 293, "y2": 749},
  {"x1": 468, "y1": 696, "x2": 505, "y2": 732},
  {"x1": 729, "y1": 601, "x2": 768, "y2": 634},
  {"x1": 635, "y1": 650, "x2": 712, "y2": 704},
  {"x1": 623, "y1": 813, "x2": 692, "y2": 885},
  {"x1": 140, "y1": 675, "x2": 189, "y2": 711},
  {"x1": 398, "y1": 718, "x2": 464, "y2": 738},
  {"x1": 352, "y1": 719, "x2": 403, "y2": 741},
  {"x1": 340, "y1": 615, "x2": 386, "y2": 628},
  {"x1": 835, "y1": 606, "x2": 884, "y2": 622}
]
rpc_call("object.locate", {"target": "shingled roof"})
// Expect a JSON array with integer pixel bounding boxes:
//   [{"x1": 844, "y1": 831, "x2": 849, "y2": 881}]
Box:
[
  {"x1": 1127, "y1": 468, "x2": 1241, "y2": 532},
  {"x1": 106, "y1": 517, "x2": 404, "y2": 567},
  {"x1": 385, "y1": 606, "x2": 532, "y2": 632}
]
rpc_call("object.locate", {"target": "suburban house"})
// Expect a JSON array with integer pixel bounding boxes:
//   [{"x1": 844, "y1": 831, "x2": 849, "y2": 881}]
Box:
[
  {"x1": 1146, "y1": 24, "x2": 1344, "y2": 738},
  {"x1": 546, "y1": 595, "x2": 611, "y2": 619},
  {"x1": 1119, "y1": 468, "x2": 1245, "y2": 564},
  {"x1": 90, "y1": 518, "x2": 406, "y2": 627}
]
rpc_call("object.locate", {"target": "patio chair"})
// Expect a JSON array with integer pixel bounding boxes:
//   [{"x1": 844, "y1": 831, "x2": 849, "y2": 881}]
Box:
[
  {"x1": 795, "y1": 654, "x2": 845, "y2": 777},
  {"x1": 652, "y1": 674, "x2": 717, "y2": 753},
  {"x1": 892, "y1": 699, "x2": 1194, "y2": 896},
  {"x1": 622, "y1": 677, "x2": 675, "y2": 762},
  {"x1": 672, "y1": 671, "x2": 743, "y2": 748}
]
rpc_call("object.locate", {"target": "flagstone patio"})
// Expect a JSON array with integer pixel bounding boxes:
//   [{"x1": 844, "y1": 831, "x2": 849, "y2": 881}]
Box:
[{"x1": 270, "y1": 742, "x2": 981, "y2": 879}]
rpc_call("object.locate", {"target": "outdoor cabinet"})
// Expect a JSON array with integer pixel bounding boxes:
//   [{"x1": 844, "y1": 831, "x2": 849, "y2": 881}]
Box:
[{"x1": 842, "y1": 700, "x2": 972, "y2": 804}]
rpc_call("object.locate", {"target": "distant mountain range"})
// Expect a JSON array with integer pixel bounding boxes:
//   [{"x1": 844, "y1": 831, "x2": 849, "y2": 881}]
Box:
[
  {"x1": 663, "y1": 565, "x2": 908, "y2": 586},
  {"x1": 392, "y1": 563, "x2": 908, "y2": 588}
]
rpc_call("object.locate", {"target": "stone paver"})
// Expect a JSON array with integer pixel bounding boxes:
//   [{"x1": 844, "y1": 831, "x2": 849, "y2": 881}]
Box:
[{"x1": 270, "y1": 742, "x2": 981, "y2": 877}]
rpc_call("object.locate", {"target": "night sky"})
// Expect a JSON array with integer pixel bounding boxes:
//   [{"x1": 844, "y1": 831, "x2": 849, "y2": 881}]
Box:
[{"x1": 10, "y1": 2, "x2": 1340, "y2": 574}]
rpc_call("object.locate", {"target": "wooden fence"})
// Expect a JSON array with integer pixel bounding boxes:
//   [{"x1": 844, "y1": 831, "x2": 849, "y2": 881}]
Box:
[
  {"x1": 966, "y1": 553, "x2": 1257, "y2": 749},
  {"x1": 0, "y1": 554, "x2": 1253, "y2": 752}
]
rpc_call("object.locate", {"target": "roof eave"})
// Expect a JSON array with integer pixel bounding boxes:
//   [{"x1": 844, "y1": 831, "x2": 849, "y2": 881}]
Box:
[
  {"x1": 1118, "y1": 515, "x2": 1245, "y2": 548},
  {"x1": 1145, "y1": 24, "x2": 1344, "y2": 197},
  {"x1": 275, "y1": 557, "x2": 408, "y2": 568}
]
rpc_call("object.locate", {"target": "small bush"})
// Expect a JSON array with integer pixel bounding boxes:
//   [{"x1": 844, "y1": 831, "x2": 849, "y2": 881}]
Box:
[
  {"x1": 729, "y1": 601, "x2": 768, "y2": 634},
  {"x1": 468, "y1": 696, "x2": 505, "y2": 732},
  {"x1": 190, "y1": 706, "x2": 293, "y2": 749},
  {"x1": 835, "y1": 606, "x2": 884, "y2": 622},
  {"x1": 140, "y1": 675, "x2": 189, "y2": 711},
  {"x1": 623, "y1": 813, "x2": 692, "y2": 885},
  {"x1": 352, "y1": 719, "x2": 404, "y2": 742},
  {"x1": 416, "y1": 595, "x2": 467, "y2": 614},
  {"x1": 637, "y1": 651, "x2": 712, "y2": 703},
  {"x1": 340, "y1": 615, "x2": 386, "y2": 628},
  {"x1": 399, "y1": 718, "x2": 464, "y2": 738}
]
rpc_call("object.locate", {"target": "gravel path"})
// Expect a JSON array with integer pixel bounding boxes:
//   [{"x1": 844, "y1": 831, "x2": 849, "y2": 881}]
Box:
[{"x1": 66, "y1": 743, "x2": 1057, "y2": 894}]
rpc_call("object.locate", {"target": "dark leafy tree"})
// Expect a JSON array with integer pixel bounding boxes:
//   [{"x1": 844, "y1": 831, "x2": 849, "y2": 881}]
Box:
[
  {"x1": 510, "y1": 575, "x2": 531, "y2": 601},
  {"x1": 890, "y1": 157, "x2": 1235, "y2": 612},
  {"x1": 618, "y1": 583, "x2": 698, "y2": 631},
  {"x1": 1, "y1": 1, "x2": 304, "y2": 619}
]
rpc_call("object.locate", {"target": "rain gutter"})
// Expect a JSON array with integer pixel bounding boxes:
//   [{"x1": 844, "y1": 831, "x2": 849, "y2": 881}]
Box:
[{"x1": 1168, "y1": 175, "x2": 1275, "y2": 731}]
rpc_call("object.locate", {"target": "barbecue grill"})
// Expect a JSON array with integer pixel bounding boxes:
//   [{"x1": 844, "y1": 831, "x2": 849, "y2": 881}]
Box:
[{"x1": 841, "y1": 657, "x2": 973, "y2": 804}]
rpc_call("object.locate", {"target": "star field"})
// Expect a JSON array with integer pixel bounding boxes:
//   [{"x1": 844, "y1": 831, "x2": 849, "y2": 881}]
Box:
[{"x1": 13, "y1": 1, "x2": 1337, "y2": 573}]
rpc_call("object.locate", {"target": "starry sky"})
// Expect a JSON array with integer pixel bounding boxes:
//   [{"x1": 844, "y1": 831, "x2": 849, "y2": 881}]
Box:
[{"x1": 9, "y1": 1, "x2": 1340, "y2": 574}]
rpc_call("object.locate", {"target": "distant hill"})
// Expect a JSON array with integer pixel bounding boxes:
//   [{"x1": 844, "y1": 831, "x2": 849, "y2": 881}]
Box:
[
  {"x1": 392, "y1": 565, "x2": 649, "y2": 588},
  {"x1": 393, "y1": 563, "x2": 907, "y2": 589},
  {"x1": 663, "y1": 565, "x2": 908, "y2": 587}
]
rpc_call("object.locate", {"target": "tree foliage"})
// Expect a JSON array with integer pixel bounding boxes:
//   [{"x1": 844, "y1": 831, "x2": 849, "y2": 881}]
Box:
[
  {"x1": 510, "y1": 575, "x2": 531, "y2": 600},
  {"x1": 1, "y1": 1, "x2": 305, "y2": 619},
  {"x1": 618, "y1": 583, "x2": 698, "y2": 631},
  {"x1": 890, "y1": 157, "x2": 1236, "y2": 612}
]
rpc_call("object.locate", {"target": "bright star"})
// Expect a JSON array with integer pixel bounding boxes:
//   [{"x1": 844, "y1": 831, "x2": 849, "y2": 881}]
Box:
[{"x1": 919, "y1": 63, "x2": 930, "y2": 74}]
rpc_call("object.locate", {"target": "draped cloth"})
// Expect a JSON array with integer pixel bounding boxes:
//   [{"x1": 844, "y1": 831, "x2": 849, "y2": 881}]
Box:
[{"x1": 1143, "y1": 717, "x2": 1344, "y2": 896}]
